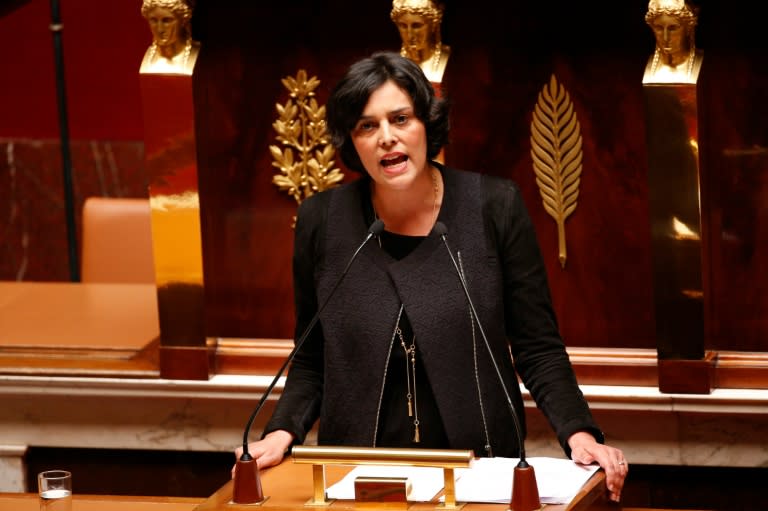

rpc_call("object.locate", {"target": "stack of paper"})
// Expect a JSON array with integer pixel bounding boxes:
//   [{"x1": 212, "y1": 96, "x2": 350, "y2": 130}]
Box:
[
  {"x1": 325, "y1": 457, "x2": 599, "y2": 505},
  {"x1": 452, "y1": 457, "x2": 599, "y2": 504}
]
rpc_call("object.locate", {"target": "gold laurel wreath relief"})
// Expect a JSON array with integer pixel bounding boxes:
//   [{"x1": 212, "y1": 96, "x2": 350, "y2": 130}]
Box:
[
  {"x1": 271, "y1": 70, "x2": 344, "y2": 226},
  {"x1": 530, "y1": 74, "x2": 583, "y2": 269}
]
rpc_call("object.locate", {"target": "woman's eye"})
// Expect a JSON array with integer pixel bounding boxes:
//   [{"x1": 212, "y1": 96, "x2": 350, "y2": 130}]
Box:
[
  {"x1": 355, "y1": 121, "x2": 375, "y2": 133},
  {"x1": 394, "y1": 114, "x2": 408, "y2": 125}
]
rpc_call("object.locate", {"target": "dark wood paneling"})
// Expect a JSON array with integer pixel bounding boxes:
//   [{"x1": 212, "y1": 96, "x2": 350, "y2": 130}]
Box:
[
  {"x1": 187, "y1": 1, "x2": 768, "y2": 354},
  {"x1": 658, "y1": 352, "x2": 716, "y2": 394},
  {"x1": 701, "y1": 40, "x2": 768, "y2": 353},
  {"x1": 24, "y1": 447, "x2": 768, "y2": 511},
  {"x1": 715, "y1": 351, "x2": 768, "y2": 389},
  {"x1": 192, "y1": 1, "x2": 395, "y2": 339},
  {"x1": 6, "y1": 343, "x2": 766, "y2": 390},
  {"x1": 1, "y1": 1, "x2": 766, "y2": 361},
  {"x1": 25, "y1": 447, "x2": 231, "y2": 497},
  {"x1": 191, "y1": 1, "x2": 662, "y2": 347}
]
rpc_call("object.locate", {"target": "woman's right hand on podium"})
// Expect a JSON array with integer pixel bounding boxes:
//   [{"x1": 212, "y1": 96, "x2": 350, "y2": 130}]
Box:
[{"x1": 231, "y1": 429, "x2": 295, "y2": 477}]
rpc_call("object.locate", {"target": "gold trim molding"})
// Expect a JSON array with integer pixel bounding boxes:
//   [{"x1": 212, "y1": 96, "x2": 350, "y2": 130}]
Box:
[{"x1": 530, "y1": 74, "x2": 583, "y2": 269}]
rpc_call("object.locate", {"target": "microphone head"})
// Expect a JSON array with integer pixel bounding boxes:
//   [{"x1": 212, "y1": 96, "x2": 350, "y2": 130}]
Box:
[
  {"x1": 433, "y1": 221, "x2": 448, "y2": 236},
  {"x1": 369, "y1": 219, "x2": 385, "y2": 236}
]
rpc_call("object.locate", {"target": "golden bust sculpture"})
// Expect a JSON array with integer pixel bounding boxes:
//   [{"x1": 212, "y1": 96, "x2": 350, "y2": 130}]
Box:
[
  {"x1": 391, "y1": 0, "x2": 450, "y2": 84},
  {"x1": 140, "y1": 0, "x2": 200, "y2": 75},
  {"x1": 643, "y1": 0, "x2": 702, "y2": 84}
]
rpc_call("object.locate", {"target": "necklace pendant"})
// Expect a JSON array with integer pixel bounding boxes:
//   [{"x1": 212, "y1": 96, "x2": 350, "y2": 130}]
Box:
[
  {"x1": 413, "y1": 424, "x2": 421, "y2": 443},
  {"x1": 407, "y1": 399, "x2": 413, "y2": 417}
]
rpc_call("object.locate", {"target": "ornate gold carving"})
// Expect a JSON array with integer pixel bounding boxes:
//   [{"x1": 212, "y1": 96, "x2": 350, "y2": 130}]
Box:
[
  {"x1": 271, "y1": 70, "x2": 344, "y2": 223},
  {"x1": 643, "y1": 0, "x2": 701, "y2": 84},
  {"x1": 140, "y1": 0, "x2": 200, "y2": 75},
  {"x1": 391, "y1": 0, "x2": 450, "y2": 84},
  {"x1": 530, "y1": 74, "x2": 583, "y2": 269}
]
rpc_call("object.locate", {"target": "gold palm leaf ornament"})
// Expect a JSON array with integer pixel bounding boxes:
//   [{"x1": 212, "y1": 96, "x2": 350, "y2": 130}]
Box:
[
  {"x1": 271, "y1": 70, "x2": 344, "y2": 225},
  {"x1": 530, "y1": 74, "x2": 583, "y2": 269}
]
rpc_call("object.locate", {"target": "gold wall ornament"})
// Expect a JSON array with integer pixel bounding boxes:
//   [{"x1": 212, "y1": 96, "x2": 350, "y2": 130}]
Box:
[
  {"x1": 391, "y1": 0, "x2": 450, "y2": 85},
  {"x1": 270, "y1": 70, "x2": 344, "y2": 224},
  {"x1": 530, "y1": 74, "x2": 583, "y2": 269},
  {"x1": 140, "y1": 0, "x2": 200, "y2": 75},
  {"x1": 643, "y1": 0, "x2": 702, "y2": 84}
]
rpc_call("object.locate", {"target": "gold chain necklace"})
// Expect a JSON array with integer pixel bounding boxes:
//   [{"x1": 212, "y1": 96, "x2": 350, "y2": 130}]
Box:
[
  {"x1": 373, "y1": 167, "x2": 440, "y2": 248},
  {"x1": 430, "y1": 166, "x2": 440, "y2": 225},
  {"x1": 376, "y1": 169, "x2": 440, "y2": 442},
  {"x1": 396, "y1": 325, "x2": 420, "y2": 443}
]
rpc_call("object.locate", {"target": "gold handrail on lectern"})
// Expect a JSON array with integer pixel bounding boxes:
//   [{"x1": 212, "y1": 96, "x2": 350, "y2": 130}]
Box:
[{"x1": 292, "y1": 445, "x2": 474, "y2": 509}]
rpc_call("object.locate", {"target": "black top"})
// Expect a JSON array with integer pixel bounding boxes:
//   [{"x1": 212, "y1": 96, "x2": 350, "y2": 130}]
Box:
[
  {"x1": 376, "y1": 230, "x2": 449, "y2": 448},
  {"x1": 264, "y1": 165, "x2": 604, "y2": 459}
]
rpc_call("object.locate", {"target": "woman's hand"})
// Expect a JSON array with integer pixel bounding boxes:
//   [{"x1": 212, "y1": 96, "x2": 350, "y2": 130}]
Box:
[
  {"x1": 567, "y1": 431, "x2": 628, "y2": 503},
  {"x1": 231, "y1": 430, "x2": 295, "y2": 478}
]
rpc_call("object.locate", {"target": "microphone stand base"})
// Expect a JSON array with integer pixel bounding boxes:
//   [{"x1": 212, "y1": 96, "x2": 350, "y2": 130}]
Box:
[
  {"x1": 508, "y1": 462, "x2": 541, "y2": 511},
  {"x1": 233, "y1": 457, "x2": 266, "y2": 504}
]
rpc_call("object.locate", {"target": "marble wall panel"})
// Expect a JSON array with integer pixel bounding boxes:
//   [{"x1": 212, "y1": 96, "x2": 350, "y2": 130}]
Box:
[{"x1": 0, "y1": 445, "x2": 26, "y2": 492}]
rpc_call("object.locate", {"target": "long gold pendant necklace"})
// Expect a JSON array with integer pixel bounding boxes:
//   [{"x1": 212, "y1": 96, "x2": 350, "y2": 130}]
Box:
[
  {"x1": 396, "y1": 326, "x2": 420, "y2": 443},
  {"x1": 374, "y1": 168, "x2": 440, "y2": 442}
]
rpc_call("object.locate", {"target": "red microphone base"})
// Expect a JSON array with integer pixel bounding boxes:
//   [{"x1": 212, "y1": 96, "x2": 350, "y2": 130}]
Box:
[
  {"x1": 509, "y1": 462, "x2": 541, "y2": 511},
  {"x1": 233, "y1": 457, "x2": 265, "y2": 504}
]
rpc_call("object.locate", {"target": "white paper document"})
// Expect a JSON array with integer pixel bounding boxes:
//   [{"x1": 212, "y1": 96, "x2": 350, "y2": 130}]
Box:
[
  {"x1": 452, "y1": 457, "x2": 599, "y2": 504},
  {"x1": 325, "y1": 457, "x2": 599, "y2": 505}
]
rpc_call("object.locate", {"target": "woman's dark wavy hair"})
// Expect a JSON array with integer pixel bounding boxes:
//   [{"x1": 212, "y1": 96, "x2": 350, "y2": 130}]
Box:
[{"x1": 326, "y1": 51, "x2": 450, "y2": 173}]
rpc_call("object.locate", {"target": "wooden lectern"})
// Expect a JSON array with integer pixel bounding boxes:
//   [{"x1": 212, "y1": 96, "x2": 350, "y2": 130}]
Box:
[{"x1": 194, "y1": 456, "x2": 612, "y2": 511}]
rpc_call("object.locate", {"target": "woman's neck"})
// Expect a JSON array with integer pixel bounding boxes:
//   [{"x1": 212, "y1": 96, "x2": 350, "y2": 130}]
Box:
[{"x1": 372, "y1": 166, "x2": 442, "y2": 236}]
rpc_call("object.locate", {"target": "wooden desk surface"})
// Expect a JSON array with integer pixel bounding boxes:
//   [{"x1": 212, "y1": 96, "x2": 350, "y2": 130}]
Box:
[
  {"x1": 0, "y1": 281, "x2": 159, "y2": 376},
  {"x1": 195, "y1": 461, "x2": 611, "y2": 511},
  {"x1": 0, "y1": 281, "x2": 158, "y2": 349},
  {"x1": 0, "y1": 493, "x2": 202, "y2": 511}
]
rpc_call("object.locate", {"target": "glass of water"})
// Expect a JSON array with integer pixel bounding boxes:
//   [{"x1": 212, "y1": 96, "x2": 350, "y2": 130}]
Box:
[{"x1": 37, "y1": 470, "x2": 72, "y2": 511}]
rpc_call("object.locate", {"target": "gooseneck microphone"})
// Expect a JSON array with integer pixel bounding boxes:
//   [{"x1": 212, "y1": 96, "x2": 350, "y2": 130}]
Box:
[
  {"x1": 433, "y1": 221, "x2": 540, "y2": 511},
  {"x1": 233, "y1": 219, "x2": 385, "y2": 504},
  {"x1": 433, "y1": 222, "x2": 525, "y2": 459}
]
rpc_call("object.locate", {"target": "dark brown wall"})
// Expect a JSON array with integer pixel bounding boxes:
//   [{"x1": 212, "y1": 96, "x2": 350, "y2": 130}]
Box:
[
  {"x1": 1, "y1": 1, "x2": 766, "y2": 354},
  {"x1": 191, "y1": 1, "x2": 768, "y2": 353}
]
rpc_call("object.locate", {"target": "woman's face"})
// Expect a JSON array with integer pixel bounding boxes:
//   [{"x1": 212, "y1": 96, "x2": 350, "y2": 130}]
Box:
[
  {"x1": 146, "y1": 6, "x2": 181, "y2": 48},
  {"x1": 351, "y1": 80, "x2": 429, "y2": 191},
  {"x1": 650, "y1": 13, "x2": 689, "y2": 57},
  {"x1": 394, "y1": 13, "x2": 434, "y2": 61}
]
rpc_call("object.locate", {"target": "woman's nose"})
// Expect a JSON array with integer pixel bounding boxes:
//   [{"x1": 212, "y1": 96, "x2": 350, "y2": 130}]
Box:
[{"x1": 378, "y1": 123, "x2": 397, "y2": 146}]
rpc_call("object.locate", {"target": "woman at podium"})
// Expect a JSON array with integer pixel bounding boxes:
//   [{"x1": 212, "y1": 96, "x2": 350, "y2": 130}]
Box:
[{"x1": 237, "y1": 52, "x2": 628, "y2": 503}]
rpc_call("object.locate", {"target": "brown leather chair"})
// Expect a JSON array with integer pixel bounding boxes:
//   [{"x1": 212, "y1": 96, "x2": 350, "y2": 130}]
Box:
[{"x1": 80, "y1": 197, "x2": 156, "y2": 283}]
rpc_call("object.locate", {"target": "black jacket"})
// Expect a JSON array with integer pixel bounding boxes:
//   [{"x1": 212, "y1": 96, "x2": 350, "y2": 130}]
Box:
[{"x1": 263, "y1": 165, "x2": 603, "y2": 458}]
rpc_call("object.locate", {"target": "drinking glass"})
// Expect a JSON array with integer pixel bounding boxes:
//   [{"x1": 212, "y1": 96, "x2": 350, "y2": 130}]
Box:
[{"x1": 37, "y1": 470, "x2": 72, "y2": 511}]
